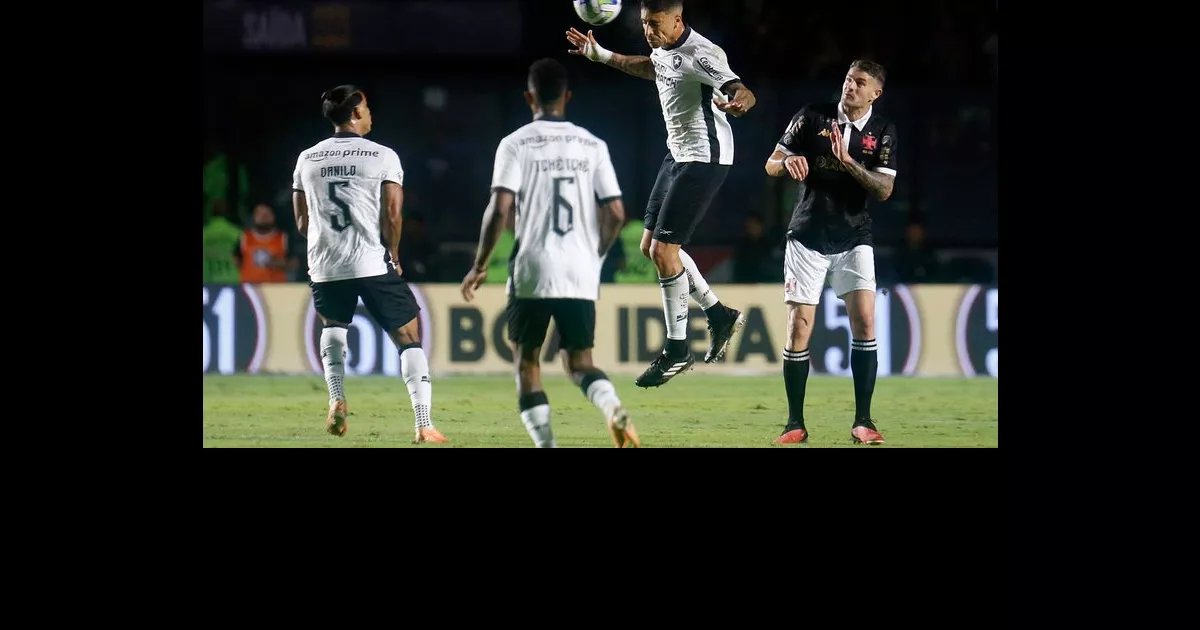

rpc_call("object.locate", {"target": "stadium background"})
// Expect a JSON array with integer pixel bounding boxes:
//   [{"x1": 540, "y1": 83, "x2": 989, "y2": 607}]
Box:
[{"x1": 203, "y1": 0, "x2": 997, "y2": 379}]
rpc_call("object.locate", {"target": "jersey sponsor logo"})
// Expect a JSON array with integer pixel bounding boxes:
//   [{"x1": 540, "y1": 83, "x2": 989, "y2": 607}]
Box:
[
  {"x1": 955, "y1": 285, "x2": 997, "y2": 377},
  {"x1": 818, "y1": 128, "x2": 831, "y2": 137},
  {"x1": 697, "y1": 56, "x2": 723, "y2": 80},
  {"x1": 203, "y1": 285, "x2": 269, "y2": 374},
  {"x1": 302, "y1": 147, "x2": 381, "y2": 162}
]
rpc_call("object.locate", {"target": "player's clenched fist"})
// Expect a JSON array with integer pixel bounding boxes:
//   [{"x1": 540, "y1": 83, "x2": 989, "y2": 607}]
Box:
[
  {"x1": 784, "y1": 155, "x2": 809, "y2": 181},
  {"x1": 566, "y1": 27, "x2": 612, "y2": 63}
]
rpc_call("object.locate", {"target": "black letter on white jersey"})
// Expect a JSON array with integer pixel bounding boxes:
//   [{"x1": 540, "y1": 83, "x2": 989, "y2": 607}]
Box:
[
  {"x1": 327, "y1": 181, "x2": 353, "y2": 232},
  {"x1": 552, "y1": 176, "x2": 575, "y2": 236}
]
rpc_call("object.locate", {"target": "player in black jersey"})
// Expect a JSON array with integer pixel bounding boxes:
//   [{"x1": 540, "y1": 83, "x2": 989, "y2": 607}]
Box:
[{"x1": 763, "y1": 60, "x2": 897, "y2": 446}]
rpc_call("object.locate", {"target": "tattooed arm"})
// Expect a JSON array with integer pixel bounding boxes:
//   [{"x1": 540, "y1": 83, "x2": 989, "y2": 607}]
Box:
[
  {"x1": 829, "y1": 121, "x2": 895, "y2": 201},
  {"x1": 567, "y1": 27, "x2": 656, "y2": 81},
  {"x1": 842, "y1": 160, "x2": 894, "y2": 201},
  {"x1": 605, "y1": 53, "x2": 657, "y2": 81}
]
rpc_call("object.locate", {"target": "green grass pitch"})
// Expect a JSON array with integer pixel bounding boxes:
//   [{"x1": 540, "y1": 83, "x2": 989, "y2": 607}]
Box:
[{"x1": 203, "y1": 374, "x2": 998, "y2": 448}]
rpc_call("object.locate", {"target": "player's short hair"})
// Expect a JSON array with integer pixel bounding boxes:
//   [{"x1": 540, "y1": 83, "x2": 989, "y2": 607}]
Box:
[
  {"x1": 850, "y1": 60, "x2": 887, "y2": 86},
  {"x1": 321, "y1": 85, "x2": 365, "y2": 125},
  {"x1": 641, "y1": 0, "x2": 684, "y2": 14},
  {"x1": 527, "y1": 58, "x2": 568, "y2": 106}
]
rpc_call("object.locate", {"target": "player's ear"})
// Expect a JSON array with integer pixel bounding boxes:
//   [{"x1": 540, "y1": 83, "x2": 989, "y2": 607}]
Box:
[
  {"x1": 523, "y1": 91, "x2": 535, "y2": 108},
  {"x1": 564, "y1": 89, "x2": 572, "y2": 105}
]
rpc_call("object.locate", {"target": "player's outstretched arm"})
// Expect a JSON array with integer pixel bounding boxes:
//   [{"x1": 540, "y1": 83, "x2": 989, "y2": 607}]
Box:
[
  {"x1": 462, "y1": 189, "x2": 515, "y2": 301},
  {"x1": 380, "y1": 182, "x2": 405, "y2": 272},
  {"x1": 713, "y1": 81, "x2": 756, "y2": 118},
  {"x1": 566, "y1": 28, "x2": 656, "y2": 81},
  {"x1": 598, "y1": 198, "x2": 625, "y2": 256}
]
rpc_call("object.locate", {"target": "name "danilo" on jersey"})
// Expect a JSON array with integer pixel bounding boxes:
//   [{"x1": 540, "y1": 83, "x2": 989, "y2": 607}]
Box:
[{"x1": 320, "y1": 165, "x2": 357, "y2": 177}]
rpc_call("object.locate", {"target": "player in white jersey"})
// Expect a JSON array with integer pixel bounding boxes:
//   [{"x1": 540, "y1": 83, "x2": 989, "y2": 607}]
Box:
[
  {"x1": 460, "y1": 59, "x2": 637, "y2": 448},
  {"x1": 292, "y1": 85, "x2": 450, "y2": 444},
  {"x1": 566, "y1": 0, "x2": 757, "y2": 388}
]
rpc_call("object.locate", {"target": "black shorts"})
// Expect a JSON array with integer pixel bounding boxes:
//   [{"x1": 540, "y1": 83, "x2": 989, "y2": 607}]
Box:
[
  {"x1": 310, "y1": 271, "x2": 419, "y2": 331},
  {"x1": 643, "y1": 154, "x2": 730, "y2": 244},
  {"x1": 506, "y1": 297, "x2": 596, "y2": 351}
]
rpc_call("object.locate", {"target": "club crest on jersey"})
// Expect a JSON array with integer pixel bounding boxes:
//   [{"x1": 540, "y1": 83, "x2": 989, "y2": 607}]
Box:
[
  {"x1": 862, "y1": 134, "x2": 878, "y2": 152},
  {"x1": 672, "y1": 55, "x2": 683, "y2": 71}
]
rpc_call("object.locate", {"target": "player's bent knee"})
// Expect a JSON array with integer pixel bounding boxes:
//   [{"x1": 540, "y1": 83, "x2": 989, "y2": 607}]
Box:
[
  {"x1": 516, "y1": 345, "x2": 541, "y2": 369},
  {"x1": 564, "y1": 350, "x2": 594, "y2": 373},
  {"x1": 786, "y1": 302, "x2": 816, "y2": 346},
  {"x1": 649, "y1": 241, "x2": 680, "y2": 267}
]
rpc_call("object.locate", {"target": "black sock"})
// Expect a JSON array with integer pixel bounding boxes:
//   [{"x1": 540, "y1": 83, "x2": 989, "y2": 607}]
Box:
[
  {"x1": 783, "y1": 348, "x2": 810, "y2": 428},
  {"x1": 703, "y1": 301, "x2": 728, "y2": 324},
  {"x1": 850, "y1": 338, "x2": 878, "y2": 423},
  {"x1": 665, "y1": 338, "x2": 689, "y2": 356}
]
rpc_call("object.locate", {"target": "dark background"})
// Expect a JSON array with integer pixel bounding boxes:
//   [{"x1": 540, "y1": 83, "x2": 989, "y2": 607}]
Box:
[{"x1": 203, "y1": 0, "x2": 997, "y2": 284}]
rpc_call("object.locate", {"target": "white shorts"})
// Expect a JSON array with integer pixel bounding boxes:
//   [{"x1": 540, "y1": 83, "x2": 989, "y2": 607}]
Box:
[{"x1": 783, "y1": 241, "x2": 876, "y2": 304}]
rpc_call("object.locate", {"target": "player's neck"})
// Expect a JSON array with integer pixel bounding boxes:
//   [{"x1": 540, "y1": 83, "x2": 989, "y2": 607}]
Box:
[
  {"x1": 333, "y1": 124, "x2": 361, "y2": 137},
  {"x1": 839, "y1": 101, "x2": 869, "y2": 123},
  {"x1": 533, "y1": 109, "x2": 566, "y2": 122},
  {"x1": 662, "y1": 24, "x2": 689, "y2": 49}
]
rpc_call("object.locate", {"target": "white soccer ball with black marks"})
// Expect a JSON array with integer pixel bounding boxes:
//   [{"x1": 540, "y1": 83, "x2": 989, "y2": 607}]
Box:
[{"x1": 574, "y1": 0, "x2": 622, "y2": 26}]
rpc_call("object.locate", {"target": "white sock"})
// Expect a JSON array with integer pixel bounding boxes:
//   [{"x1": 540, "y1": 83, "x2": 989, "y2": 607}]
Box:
[
  {"x1": 584, "y1": 377, "x2": 622, "y2": 418},
  {"x1": 679, "y1": 249, "x2": 719, "y2": 310},
  {"x1": 520, "y1": 405, "x2": 555, "y2": 448},
  {"x1": 659, "y1": 270, "x2": 689, "y2": 341},
  {"x1": 320, "y1": 327, "x2": 348, "y2": 405},
  {"x1": 400, "y1": 346, "x2": 433, "y2": 430}
]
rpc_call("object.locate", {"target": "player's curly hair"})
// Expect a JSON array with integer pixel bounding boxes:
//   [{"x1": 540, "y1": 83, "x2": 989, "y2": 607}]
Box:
[
  {"x1": 528, "y1": 58, "x2": 568, "y2": 106},
  {"x1": 321, "y1": 85, "x2": 365, "y2": 125},
  {"x1": 850, "y1": 60, "x2": 887, "y2": 86}
]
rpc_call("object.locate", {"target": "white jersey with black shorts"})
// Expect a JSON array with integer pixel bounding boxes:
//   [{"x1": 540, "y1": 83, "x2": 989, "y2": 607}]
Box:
[
  {"x1": 641, "y1": 26, "x2": 741, "y2": 245},
  {"x1": 489, "y1": 116, "x2": 622, "y2": 350},
  {"x1": 292, "y1": 131, "x2": 419, "y2": 330}
]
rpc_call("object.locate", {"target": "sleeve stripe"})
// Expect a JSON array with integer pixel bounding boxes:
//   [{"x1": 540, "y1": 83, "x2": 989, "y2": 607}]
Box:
[
  {"x1": 492, "y1": 186, "x2": 518, "y2": 196},
  {"x1": 291, "y1": 188, "x2": 304, "y2": 194},
  {"x1": 775, "y1": 144, "x2": 795, "y2": 157},
  {"x1": 598, "y1": 196, "x2": 622, "y2": 204},
  {"x1": 719, "y1": 78, "x2": 741, "y2": 96},
  {"x1": 873, "y1": 167, "x2": 897, "y2": 176}
]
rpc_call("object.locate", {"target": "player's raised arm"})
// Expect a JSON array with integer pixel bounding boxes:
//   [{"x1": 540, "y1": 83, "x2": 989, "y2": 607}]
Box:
[
  {"x1": 687, "y1": 47, "x2": 755, "y2": 117},
  {"x1": 566, "y1": 28, "x2": 656, "y2": 81},
  {"x1": 831, "y1": 121, "x2": 895, "y2": 201},
  {"x1": 766, "y1": 109, "x2": 809, "y2": 180}
]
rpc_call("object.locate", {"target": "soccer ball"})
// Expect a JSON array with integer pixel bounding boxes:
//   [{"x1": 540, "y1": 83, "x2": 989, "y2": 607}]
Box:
[{"x1": 574, "y1": 0, "x2": 622, "y2": 26}]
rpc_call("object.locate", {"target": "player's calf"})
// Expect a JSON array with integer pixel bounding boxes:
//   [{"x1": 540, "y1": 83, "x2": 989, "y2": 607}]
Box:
[
  {"x1": 400, "y1": 342, "x2": 450, "y2": 444},
  {"x1": 320, "y1": 325, "x2": 349, "y2": 436},
  {"x1": 575, "y1": 367, "x2": 639, "y2": 447},
  {"x1": 518, "y1": 391, "x2": 555, "y2": 448}
]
